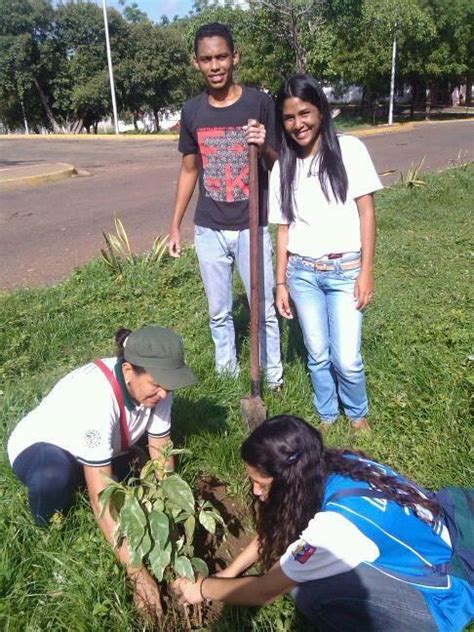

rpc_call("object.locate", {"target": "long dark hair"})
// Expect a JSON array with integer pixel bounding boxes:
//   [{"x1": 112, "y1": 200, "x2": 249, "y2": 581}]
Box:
[
  {"x1": 275, "y1": 74, "x2": 348, "y2": 223},
  {"x1": 240, "y1": 415, "x2": 441, "y2": 571}
]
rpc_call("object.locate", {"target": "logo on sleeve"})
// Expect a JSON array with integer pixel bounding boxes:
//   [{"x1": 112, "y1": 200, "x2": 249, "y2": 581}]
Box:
[
  {"x1": 291, "y1": 540, "x2": 317, "y2": 564},
  {"x1": 84, "y1": 429, "x2": 102, "y2": 448}
]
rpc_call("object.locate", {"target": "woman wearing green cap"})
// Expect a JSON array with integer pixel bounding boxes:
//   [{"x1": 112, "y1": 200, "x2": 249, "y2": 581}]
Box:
[{"x1": 7, "y1": 325, "x2": 197, "y2": 619}]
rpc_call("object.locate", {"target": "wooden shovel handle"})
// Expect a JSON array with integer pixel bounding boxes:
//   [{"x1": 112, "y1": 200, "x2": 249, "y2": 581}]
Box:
[{"x1": 247, "y1": 118, "x2": 260, "y2": 396}]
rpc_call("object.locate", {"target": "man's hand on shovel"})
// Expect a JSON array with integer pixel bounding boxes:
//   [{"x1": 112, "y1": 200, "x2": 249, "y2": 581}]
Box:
[{"x1": 243, "y1": 121, "x2": 266, "y2": 152}]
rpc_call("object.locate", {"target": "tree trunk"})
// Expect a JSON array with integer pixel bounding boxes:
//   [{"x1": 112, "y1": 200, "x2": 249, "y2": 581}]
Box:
[
  {"x1": 20, "y1": 99, "x2": 29, "y2": 134},
  {"x1": 70, "y1": 118, "x2": 84, "y2": 134},
  {"x1": 425, "y1": 83, "x2": 432, "y2": 121},
  {"x1": 290, "y1": 10, "x2": 306, "y2": 72},
  {"x1": 32, "y1": 76, "x2": 63, "y2": 133},
  {"x1": 153, "y1": 110, "x2": 160, "y2": 131},
  {"x1": 465, "y1": 76, "x2": 472, "y2": 106}
]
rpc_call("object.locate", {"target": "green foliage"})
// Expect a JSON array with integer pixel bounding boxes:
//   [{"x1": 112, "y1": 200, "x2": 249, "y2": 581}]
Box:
[
  {"x1": 100, "y1": 214, "x2": 168, "y2": 278},
  {"x1": 381, "y1": 155, "x2": 427, "y2": 187},
  {"x1": 0, "y1": 167, "x2": 472, "y2": 629},
  {"x1": 1, "y1": 0, "x2": 472, "y2": 132},
  {"x1": 400, "y1": 155, "x2": 427, "y2": 187},
  {"x1": 100, "y1": 443, "x2": 224, "y2": 586}
]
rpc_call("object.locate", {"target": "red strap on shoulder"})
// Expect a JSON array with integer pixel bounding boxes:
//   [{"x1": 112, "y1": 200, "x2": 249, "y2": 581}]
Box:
[{"x1": 94, "y1": 359, "x2": 130, "y2": 451}]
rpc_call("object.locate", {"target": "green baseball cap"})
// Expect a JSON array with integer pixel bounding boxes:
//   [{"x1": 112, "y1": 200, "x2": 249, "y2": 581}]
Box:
[{"x1": 124, "y1": 325, "x2": 197, "y2": 391}]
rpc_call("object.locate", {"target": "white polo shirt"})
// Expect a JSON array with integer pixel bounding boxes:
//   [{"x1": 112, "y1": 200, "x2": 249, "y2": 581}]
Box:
[
  {"x1": 7, "y1": 358, "x2": 171, "y2": 467},
  {"x1": 280, "y1": 510, "x2": 379, "y2": 582},
  {"x1": 269, "y1": 135, "x2": 383, "y2": 259}
]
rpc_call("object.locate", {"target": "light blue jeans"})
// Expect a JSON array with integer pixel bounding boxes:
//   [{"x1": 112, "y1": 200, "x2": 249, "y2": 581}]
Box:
[
  {"x1": 291, "y1": 563, "x2": 438, "y2": 631},
  {"x1": 194, "y1": 225, "x2": 283, "y2": 385},
  {"x1": 287, "y1": 253, "x2": 368, "y2": 422}
]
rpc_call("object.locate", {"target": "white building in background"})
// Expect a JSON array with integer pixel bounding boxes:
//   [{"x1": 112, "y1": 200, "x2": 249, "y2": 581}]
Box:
[{"x1": 323, "y1": 85, "x2": 363, "y2": 104}]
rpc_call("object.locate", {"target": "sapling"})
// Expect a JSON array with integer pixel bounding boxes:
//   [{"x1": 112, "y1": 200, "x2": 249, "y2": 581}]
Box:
[{"x1": 99, "y1": 444, "x2": 225, "y2": 624}]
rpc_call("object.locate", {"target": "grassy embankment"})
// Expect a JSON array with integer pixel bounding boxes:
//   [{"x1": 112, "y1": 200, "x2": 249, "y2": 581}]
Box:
[{"x1": 0, "y1": 165, "x2": 473, "y2": 630}]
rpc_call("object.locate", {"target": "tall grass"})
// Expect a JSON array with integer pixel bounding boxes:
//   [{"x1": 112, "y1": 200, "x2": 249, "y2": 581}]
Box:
[{"x1": 1, "y1": 166, "x2": 473, "y2": 630}]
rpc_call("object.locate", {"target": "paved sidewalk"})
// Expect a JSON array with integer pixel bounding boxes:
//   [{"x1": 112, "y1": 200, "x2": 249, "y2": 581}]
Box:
[{"x1": 0, "y1": 162, "x2": 75, "y2": 189}]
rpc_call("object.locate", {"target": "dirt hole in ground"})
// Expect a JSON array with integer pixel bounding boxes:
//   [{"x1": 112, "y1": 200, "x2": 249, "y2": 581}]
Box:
[{"x1": 160, "y1": 475, "x2": 254, "y2": 630}]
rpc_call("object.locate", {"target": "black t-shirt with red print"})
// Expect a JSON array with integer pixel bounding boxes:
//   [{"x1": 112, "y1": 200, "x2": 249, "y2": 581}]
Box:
[{"x1": 178, "y1": 86, "x2": 276, "y2": 230}]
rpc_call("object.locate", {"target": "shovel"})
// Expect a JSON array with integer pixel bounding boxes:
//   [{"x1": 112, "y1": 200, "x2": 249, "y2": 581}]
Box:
[{"x1": 241, "y1": 118, "x2": 268, "y2": 431}]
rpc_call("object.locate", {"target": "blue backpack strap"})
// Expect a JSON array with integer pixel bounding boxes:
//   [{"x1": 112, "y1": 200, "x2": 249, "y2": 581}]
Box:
[{"x1": 434, "y1": 487, "x2": 474, "y2": 584}]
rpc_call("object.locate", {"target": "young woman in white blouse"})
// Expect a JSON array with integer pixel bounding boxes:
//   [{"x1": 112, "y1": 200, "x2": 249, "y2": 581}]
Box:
[{"x1": 269, "y1": 74, "x2": 383, "y2": 430}]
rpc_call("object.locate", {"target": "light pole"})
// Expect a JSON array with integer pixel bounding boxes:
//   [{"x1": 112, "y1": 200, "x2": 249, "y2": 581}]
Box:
[
  {"x1": 388, "y1": 23, "x2": 398, "y2": 126},
  {"x1": 101, "y1": 0, "x2": 119, "y2": 134}
]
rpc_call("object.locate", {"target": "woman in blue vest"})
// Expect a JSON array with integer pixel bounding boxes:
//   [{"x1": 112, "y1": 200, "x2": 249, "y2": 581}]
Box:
[{"x1": 174, "y1": 415, "x2": 473, "y2": 631}]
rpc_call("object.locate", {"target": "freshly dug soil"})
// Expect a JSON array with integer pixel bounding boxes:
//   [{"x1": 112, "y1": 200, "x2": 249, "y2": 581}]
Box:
[{"x1": 159, "y1": 475, "x2": 254, "y2": 630}]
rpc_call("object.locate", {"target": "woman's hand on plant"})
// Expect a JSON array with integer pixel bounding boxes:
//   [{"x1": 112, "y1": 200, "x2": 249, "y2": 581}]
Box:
[
  {"x1": 129, "y1": 566, "x2": 163, "y2": 621},
  {"x1": 172, "y1": 576, "x2": 203, "y2": 606},
  {"x1": 354, "y1": 269, "x2": 374, "y2": 311},
  {"x1": 276, "y1": 284, "x2": 293, "y2": 319}
]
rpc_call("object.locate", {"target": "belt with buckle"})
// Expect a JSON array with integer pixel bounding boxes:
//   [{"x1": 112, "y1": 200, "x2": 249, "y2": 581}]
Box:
[{"x1": 291, "y1": 254, "x2": 361, "y2": 272}]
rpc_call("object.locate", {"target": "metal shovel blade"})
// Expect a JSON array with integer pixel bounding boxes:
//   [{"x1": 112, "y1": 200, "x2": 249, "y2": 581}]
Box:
[{"x1": 241, "y1": 395, "x2": 267, "y2": 432}]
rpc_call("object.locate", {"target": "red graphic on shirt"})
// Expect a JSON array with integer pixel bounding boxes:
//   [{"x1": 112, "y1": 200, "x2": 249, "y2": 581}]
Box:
[{"x1": 197, "y1": 126, "x2": 249, "y2": 202}]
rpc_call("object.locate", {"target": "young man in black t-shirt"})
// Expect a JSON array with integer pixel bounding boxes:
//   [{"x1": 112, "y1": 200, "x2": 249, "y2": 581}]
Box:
[{"x1": 168, "y1": 22, "x2": 283, "y2": 387}]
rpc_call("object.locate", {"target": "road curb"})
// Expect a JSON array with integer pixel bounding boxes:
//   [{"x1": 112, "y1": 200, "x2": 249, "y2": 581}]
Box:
[
  {"x1": 352, "y1": 122, "x2": 416, "y2": 137},
  {"x1": 351, "y1": 117, "x2": 474, "y2": 138},
  {"x1": 0, "y1": 163, "x2": 76, "y2": 189},
  {"x1": 0, "y1": 118, "x2": 472, "y2": 142},
  {"x1": 0, "y1": 133, "x2": 179, "y2": 142}
]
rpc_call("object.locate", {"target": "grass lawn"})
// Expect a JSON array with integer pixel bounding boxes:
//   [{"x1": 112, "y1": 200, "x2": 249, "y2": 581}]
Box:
[{"x1": 1, "y1": 165, "x2": 473, "y2": 631}]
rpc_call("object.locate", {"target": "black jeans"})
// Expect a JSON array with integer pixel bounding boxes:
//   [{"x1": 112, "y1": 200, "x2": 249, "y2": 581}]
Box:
[{"x1": 12, "y1": 442, "x2": 143, "y2": 526}]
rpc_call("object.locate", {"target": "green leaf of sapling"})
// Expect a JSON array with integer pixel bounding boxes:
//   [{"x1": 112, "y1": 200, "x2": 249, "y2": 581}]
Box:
[
  {"x1": 199, "y1": 509, "x2": 216, "y2": 534},
  {"x1": 174, "y1": 556, "x2": 195, "y2": 581},
  {"x1": 148, "y1": 510, "x2": 170, "y2": 549},
  {"x1": 191, "y1": 557, "x2": 209, "y2": 578},
  {"x1": 184, "y1": 515, "x2": 195, "y2": 544},
  {"x1": 137, "y1": 530, "x2": 152, "y2": 559},
  {"x1": 161, "y1": 474, "x2": 195, "y2": 514},
  {"x1": 120, "y1": 497, "x2": 147, "y2": 551},
  {"x1": 148, "y1": 544, "x2": 171, "y2": 582}
]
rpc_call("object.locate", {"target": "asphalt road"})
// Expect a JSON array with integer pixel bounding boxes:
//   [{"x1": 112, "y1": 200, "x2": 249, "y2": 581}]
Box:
[{"x1": 0, "y1": 119, "x2": 472, "y2": 290}]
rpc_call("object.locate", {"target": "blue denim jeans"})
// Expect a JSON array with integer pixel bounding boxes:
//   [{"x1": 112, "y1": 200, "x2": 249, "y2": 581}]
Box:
[
  {"x1": 291, "y1": 564, "x2": 438, "y2": 632},
  {"x1": 291, "y1": 563, "x2": 438, "y2": 631},
  {"x1": 194, "y1": 225, "x2": 283, "y2": 385},
  {"x1": 287, "y1": 254, "x2": 368, "y2": 422}
]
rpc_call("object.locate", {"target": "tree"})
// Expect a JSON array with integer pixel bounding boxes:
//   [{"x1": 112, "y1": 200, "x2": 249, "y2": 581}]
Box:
[
  {"x1": 332, "y1": 0, "x2": 436, "y2": 110},
  {"x1": 0, "y1": 0, "x2": 57, "y2": 131},
  {"x1": 256, "y1": 0, "x2": 324, "y2": 72},
  {"x1": 118, "y1": 0, "x2": 150, "y2": 24},
  {"x1": 115, "y1": 21, "x2": 191, "y2": 130},
  {"x1": 416, "y1": 0, "x2": 474, "y2": 106}
]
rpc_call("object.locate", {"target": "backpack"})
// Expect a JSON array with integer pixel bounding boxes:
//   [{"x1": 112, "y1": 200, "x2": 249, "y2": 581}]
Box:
[
  {"x1": 432, "y1": 487, "x2": 474, "y2": 585},
  {"x1": 326, "y1": 485, "x2": 474, "y2": 585}
]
